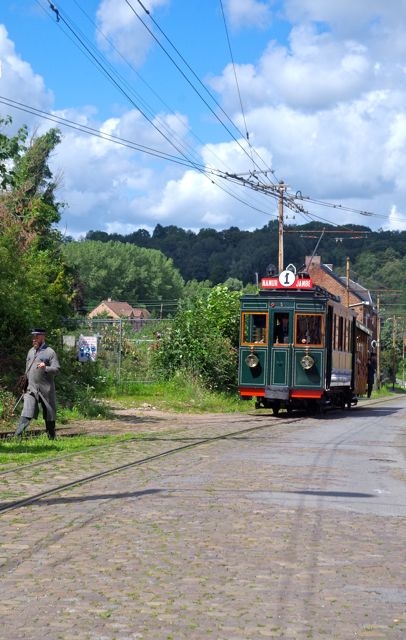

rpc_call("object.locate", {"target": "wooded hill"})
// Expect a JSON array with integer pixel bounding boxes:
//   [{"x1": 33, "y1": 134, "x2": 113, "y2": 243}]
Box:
[{"x1": 85, "y1": 221, "x2": 406, "y2": 314}]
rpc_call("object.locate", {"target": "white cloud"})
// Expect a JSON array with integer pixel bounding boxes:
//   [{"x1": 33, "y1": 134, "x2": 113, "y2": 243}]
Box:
[
  {"x1": 96, "y1": 0, "x2": 170, "y2": 67},
  {"x1": 212, "y1": 25, "x2": 373, "y2": 112},
  {"x1": 386, "y1": 204, "x2": 406, "y2": 231},
  {"x1": 225, "y1": 0, "x2": 274, "y2": 30},
  {"x1": 383, "y1": 113, "x2": 406, "y2": 189},
  {"x1": 3, "y1": 1, "x2": 406, "y2": 238},
  {"x1": 0, "y1": 25, "x2": 53, "y2": 130},
  {"x1": 283, "y1": 1, "x2": 404, "y2": 32}
]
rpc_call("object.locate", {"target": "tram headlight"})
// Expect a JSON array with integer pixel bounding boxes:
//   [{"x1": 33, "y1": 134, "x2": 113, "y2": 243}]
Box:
[
  {"x1": 245, "y1": 352, "x2": 259, "y2": 368},
  {"x1": 300, "y1": 354, "x2": 315, "y2": 370}
]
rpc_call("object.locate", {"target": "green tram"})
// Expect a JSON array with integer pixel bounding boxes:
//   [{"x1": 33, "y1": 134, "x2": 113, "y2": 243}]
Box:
[{"x1": 238, "y1": 266, "x2": 371, "y2": 414}]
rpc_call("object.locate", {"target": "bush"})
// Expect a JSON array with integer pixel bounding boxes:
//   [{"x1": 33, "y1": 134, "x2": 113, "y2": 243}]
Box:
[
  {"x1": 151, "y1": 285, "x2": 240, "y2": 392},
  {"x1": 55, "y1": 349, "x2": 109, "y2": 406},
  {"x1": 0, "y1": 387, "x2": 17, "y2": 422}
]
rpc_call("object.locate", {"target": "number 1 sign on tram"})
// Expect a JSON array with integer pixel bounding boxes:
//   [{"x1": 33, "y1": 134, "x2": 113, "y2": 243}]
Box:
[{"x1": 260, "y1": 269, "x2": 313, "y2": 290}]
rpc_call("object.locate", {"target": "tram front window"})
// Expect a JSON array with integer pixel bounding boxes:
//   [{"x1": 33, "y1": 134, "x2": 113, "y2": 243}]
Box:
[
  {"x1": 242, "y1": 313, "x2": 267, "y2": 344},
  {"x1": 295, "y1": 314, "x2": 323, "y2": 346}
]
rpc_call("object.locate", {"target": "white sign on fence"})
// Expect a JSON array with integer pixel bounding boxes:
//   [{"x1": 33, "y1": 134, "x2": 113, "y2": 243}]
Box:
[{"x1": 78, "y1": 335, "x2": 98, "y2": 362}]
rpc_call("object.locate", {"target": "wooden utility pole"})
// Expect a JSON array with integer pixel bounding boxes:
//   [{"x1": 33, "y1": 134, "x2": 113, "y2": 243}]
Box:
[
  {"x1": 392, "y1": 315, "x2": 397, "y2": 389},
  {"x1": 278, "y1": 182, "x2": 286, "y2": 273},
  {"x1": 376, "y1": 296, "x2": 381, "y2": 389},
  {"x1": 346, "y1": 257, "x2": 350, "y2": 307},
  {"x1": 227, "y1": 172, "x2": 290, "y2": 274}
]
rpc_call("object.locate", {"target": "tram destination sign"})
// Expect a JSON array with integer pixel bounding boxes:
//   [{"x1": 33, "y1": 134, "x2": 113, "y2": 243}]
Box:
[{"x1": 261, "y1": 270, "x2": 314, "y2": 290}]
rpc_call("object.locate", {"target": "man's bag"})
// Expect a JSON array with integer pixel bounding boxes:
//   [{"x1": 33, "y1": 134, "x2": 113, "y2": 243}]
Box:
[{"x1": 17, "y1": 374, "x2": 28, "y2": 393}]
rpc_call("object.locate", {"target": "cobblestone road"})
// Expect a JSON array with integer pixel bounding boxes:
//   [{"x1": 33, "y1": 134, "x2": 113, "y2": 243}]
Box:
[{"x1": 1, "y1": 398, "x2": 405, "y2": 639}]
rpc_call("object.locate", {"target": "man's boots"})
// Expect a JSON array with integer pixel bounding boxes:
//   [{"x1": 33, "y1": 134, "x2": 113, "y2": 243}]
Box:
[
  {"x1": 15, "y1": 416, "x2": 31, "y2": 437},
  {"x1": 45, "y1": 421, "x2": 56, "y2": 440}
]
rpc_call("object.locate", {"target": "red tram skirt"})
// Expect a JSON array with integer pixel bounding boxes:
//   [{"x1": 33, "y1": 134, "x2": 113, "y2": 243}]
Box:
[{"x1": 239, "y1": 388, "x2": 323, "y2": 399}]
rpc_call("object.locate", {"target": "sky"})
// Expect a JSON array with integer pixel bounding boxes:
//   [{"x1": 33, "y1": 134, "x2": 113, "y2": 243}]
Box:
[{"x1": 2, "y1": 0, "x2": 406, "y2": 240}]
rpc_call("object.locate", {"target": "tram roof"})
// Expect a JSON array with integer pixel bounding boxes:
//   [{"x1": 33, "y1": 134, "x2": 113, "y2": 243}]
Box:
[{"x1": 255, "y1": 284, "x2": 341, "y2": 302}]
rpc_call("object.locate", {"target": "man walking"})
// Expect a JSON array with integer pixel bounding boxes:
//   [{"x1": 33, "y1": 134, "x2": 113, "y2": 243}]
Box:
[
  {"x1": 367, "y1": 355, "x2": 376, "y2": 399},
  {"x1": 15, "y1": 328, "x2": 60, "y2": 439}
]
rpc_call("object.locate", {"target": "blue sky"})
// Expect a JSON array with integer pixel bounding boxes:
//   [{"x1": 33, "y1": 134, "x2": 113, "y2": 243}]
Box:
[{"x1": 1, "y1": 0, "x2": 406, "y2": 241}]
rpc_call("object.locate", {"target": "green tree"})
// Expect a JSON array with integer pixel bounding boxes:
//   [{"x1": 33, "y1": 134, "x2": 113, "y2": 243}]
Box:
[
  {"x1": 0, "y1": 120, "x2": 73, "y2": 381},
  {"x1": 63, "y1": 240, "x2": 185, "y2": 309},
  {"x1": 379, "y1": 316, "x2": 404, "y2": 386},
  {"x1": 151, "y1": 285, "x2": 240, "y2": 391},
  {"x1": 0, "y1": 116, "x2": 28, "y2": 189}
]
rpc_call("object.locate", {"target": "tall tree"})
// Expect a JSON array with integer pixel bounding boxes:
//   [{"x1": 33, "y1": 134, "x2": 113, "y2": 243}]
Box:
[
  {"x1": 62, "y1": 240, "x2": 185, "y2": 310},
  {"x1": 0, "y1": 119, "x2": 73, "y2": 377}
]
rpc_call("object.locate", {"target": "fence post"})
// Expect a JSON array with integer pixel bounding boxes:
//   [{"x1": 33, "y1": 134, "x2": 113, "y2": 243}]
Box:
[{"x1": 118, "y1": 318, "x2": 122, "y2": 385}]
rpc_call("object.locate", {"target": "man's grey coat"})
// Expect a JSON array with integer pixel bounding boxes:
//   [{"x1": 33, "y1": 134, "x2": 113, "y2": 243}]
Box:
[{"x1": 22, "y1": 343, "x2": 60, "y2": 421}]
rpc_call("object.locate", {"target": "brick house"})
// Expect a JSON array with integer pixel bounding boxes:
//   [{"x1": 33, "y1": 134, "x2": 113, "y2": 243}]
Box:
[
  {"x1": 88, "y1": 299, "x2": 151, "y2": 330},
  {"x1": 304, "y1": 255, "x2": 377, "y2": 341}
]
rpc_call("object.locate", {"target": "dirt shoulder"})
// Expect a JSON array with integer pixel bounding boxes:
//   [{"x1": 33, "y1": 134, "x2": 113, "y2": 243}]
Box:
[{"x1": 56, "y1": 403, "x2": 244, "y2": 437}]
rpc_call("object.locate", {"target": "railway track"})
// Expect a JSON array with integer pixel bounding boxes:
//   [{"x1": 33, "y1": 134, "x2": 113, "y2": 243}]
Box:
[
  {"x1": 0, "y1": 413, "x2": 305, "y2": 515},
  {"x1": 0, "y1": 397, "x2": 390, "y2": 516}
]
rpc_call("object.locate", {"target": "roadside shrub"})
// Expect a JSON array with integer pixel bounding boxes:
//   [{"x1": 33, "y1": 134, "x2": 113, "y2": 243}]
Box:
[
  {"x1": 0, "y1": 387, "x2": 16, "y2": 422},
  {"x1": 151, "y1": 285, "x2": 240, "y2": 392},
  {"x1": 55, "y1": 349, "x2": 109, "y2": 406}
]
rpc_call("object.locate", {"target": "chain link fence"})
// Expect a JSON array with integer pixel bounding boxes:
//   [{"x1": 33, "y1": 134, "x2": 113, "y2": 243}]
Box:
[{"x1": 60, "y1": 317, "x2": 170, "y2": 385}]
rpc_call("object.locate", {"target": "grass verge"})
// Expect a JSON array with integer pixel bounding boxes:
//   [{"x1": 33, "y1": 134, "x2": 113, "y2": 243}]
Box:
[
  {"x1": 103, "y1": 376, "x2": 254, "y2": 413},
  {"x1": 0, "y1": 432, "x2": 141, "y2": 467}
]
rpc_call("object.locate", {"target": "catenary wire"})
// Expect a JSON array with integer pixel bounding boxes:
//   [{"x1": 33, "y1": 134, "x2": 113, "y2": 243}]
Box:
[
  {"x1": 124, "y1": 0, "x2": 279, "y2": 188},
  {"x1": 20, "y1": 3, "x2": 390, "y2": 229},
  {"x1": 40, "y1": 1, "x2": 289, "y2": 217},
  {"x1": 0, "y1": 95, "x2": 289, "y2": 223}
]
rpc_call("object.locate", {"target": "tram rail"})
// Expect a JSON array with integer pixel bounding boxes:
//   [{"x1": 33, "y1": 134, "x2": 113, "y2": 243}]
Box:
[
  {"x1": 0, "y1": 413, "x2": 307, "y2": 515},
  {"x1": 0, "y1": 396, "x2": 392, "y2": 516}
]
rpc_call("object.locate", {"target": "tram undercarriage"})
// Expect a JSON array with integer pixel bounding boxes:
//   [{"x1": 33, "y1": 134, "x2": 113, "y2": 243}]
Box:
[{"x1": 254, "y1": 387, "x2": 358, "y2": 415}]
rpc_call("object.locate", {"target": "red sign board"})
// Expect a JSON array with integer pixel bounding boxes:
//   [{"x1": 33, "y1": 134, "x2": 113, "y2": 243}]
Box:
[{"x1": 261, "y1": 275, "x2": 313, "y2": 290}]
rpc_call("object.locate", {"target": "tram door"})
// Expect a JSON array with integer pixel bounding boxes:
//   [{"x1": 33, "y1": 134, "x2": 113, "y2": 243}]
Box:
[{"x1": 269, "y1": 310, "x2": 293, "y2": 386}]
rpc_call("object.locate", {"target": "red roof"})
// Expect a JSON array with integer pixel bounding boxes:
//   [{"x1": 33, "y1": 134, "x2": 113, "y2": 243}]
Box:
[{"x1": 88, "y1": 300, "x2": 150, "y2": 319}]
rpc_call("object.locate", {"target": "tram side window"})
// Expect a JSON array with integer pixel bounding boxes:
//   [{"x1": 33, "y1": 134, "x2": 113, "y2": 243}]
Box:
[
  {"x1": 295, "y1": 314, "x2": 323, "y2": 346},
  {"x1": 333, "y1": 314, "x2": 337, "y2": 349},
  {"x1": 338, "y1": 316, "x2": 344, "y2": 350},
  {"x1": 242, "y1": 313, "x2": 268, "y2": 344}
]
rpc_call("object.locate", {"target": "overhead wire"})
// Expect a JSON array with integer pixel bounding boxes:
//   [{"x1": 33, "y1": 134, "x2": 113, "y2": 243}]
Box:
[
  {"x1": 43, "y1": 1, "x2": 356, "y2": 228},
  {"x1": 60, "y1": 0, "x2": 236, "y2": 176},
  {"x1": 219, "y1": 0, "x2": 249, "y2": 143},
  {"x1": 42, "y1": 0, "x2": 292, "y2": 215},
  {"x1": 131, "y1": 0, "x2": 406, "y2": 227},
  {"x1": 44, "y1": 1, "x2": 205, "y2": 173},
  {"x1": 125, "y1": 0, "x2": 280, "y2": 188},
  {"x1": 24, "y1": 1, "x2": 397, "y2": 231},
  {"x1": 0, "y1": 95, "x2": 283, "y2": 222},
  {"x1": 0, "y1": 96, "x2": 203, "y2": 169},
  {"x1": 40, "y1": 1, "x2": 283, "y2": 218},
  {"x1": 219, "y1": 0, "x2": 255, "y2": 169}
]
